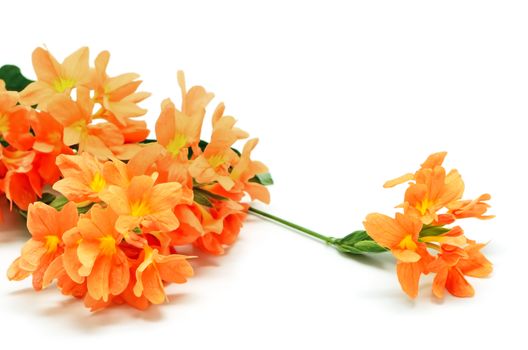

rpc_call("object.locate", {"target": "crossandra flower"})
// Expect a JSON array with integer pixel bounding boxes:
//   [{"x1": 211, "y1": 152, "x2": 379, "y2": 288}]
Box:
[
  {"x1": 364, "y1": 212, "x2": 434, "y2": 297},
  {"x1": 363, "y1": 152, "x2": 493, "y2": 299},
  {"x1": 155, "y1": 71, "x2": 214, "y2": 159},
  {"x1": 91, "y1": 50, "x2": 151, "y2": 125},
  {"x1": 133, "y1": 246, "x2": 194, "y2": 305},
  {"x1": 188, "y1": 104, "x2": 249, "y2": 190},
  {"x1": 99, "y1": 174, "x2": 185, "y2": 234},
  {"x1": 428, "y1": 241, "x2": 493, "y2": 298},
  {"x1": 69, "y1": 205, "x2": 130, "y2": 302},
  {"x1": 0, "y1": 83, "x2": 33, "y2": 150},
  {"x1": 19, "y1": 47, "x2": 91, "y2": 109},
  {"x1": 53, "y1": 152, "x2": 107, "y2": 205},
  {"x1": 7, "y1": 202, "x2": 78, "y2": 290}
]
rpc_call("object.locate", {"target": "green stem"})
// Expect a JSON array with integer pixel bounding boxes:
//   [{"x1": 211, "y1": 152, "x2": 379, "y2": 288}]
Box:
[{"x1": 248, "y1": 207, "x2": 336, "y2": 245}]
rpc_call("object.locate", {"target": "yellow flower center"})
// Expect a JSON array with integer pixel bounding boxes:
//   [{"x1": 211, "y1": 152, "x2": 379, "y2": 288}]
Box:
[
  {"x1": 399, "y1": 234, "x2": 417, "y2": 250},
  {"x1": 99, "y1": 235, "x2": 117, "y2": 256},
  {"x1": 52, "y1": 77, "x2": 76, "y2": 93},
  {"x1": 90, "y1": 172, "x2": 106, "y2": 192},
  {"x1": 130, "y1": 199, "x2": 150, "y2": 217},
  {"x1": 416, "y1": 197, "x2": 434, "y2": 216},
  {"x1": 208, "y1": 154, "x2": 225, "y2": 168},
  {"x1": 166, "y1": 134, "x2": 188, "y2": 157},
  {"x1": 0, "y1": 114, "x2": 9, "y2": 133},
  {"x1": 44, "y1": 235, "x2": 60, "y2": 253}
]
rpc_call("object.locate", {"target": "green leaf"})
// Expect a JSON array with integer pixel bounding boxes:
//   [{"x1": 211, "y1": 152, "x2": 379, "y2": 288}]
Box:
[
  {"x1": 48, "y1": 195, "x2": 69, "y2": 210},
  {"x1": 40, "y1": 192, "x2": 57, "y2": 204},
  {"x1": 193, "y1": 187, "x2": 231, "y2": 207},
  {"x1": 333, "y1": 230, "x2": 387, "y2": 255},
  {"x1": 419, "y1": 225, "x2": 450, "y2": 237},
  {"x1": 193, "y1": 190, "x2": 213, "y2": 207},
  {"x1": 249, "y1": 172, "x2": 274, "y2": 186},
  {"x1": 339, "y1": 230, "x2": 371, "y2": 245},
  {"x1": 0, "y1": 65, "x2": 33, "y2": 92},
  {"x1": 353, "y1": 240, "x2": 387, "y2": 252},
  {"x1": 194, "y1": 187, "x2": 229, "y2": 201},
  {"x1": 335, "y1": 244, "x2": 364, "y2": 254},
  {"x1": 78, "y1": 203, "x2": 94, "y2": 214}
]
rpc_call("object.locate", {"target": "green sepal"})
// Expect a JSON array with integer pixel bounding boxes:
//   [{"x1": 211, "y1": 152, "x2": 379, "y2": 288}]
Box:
[
  {"x1": 419, "y1": 224, "x2": 450, "y2": 237},
  {"x1": 0, "y1": 65, "x2": 33, "y2": 92},
  {"x1": 249, "y1": 172, "x2": 274, "y2": 186},
  {"x1": 39, "y1": 192, "x2": 57, "y2": 204},
  {"x1": 333, "y1": 230, "x2": 387, "y2": 254},
  {"x1": 48, "y1": 195, "x2": 69, "y2": 210},
  {"x1": 193, "y1": 187, "x2": 229, "y2": 208},
  {"x1": 193, "y1": 190, "x2": 213, "y2": 207}
]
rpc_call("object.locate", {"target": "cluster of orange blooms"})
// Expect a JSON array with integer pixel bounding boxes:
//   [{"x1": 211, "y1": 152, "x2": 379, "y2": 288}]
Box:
[
  {"x1": 363, "y1": 152, "x2": 493, "y2": 299},
  {"x1": 3, "y1": 47, "x2": 270, "y2": 310},
  {"x1": 2, "y1": 46, "x2": 494, "y2": 310}
]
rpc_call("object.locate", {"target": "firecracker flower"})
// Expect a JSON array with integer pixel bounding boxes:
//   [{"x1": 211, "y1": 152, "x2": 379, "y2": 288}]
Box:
[
  {"x1": 362, "y1": 152, "x2": 493, "y2": 298},
  {"x1": 2, "y1": 47, "x2": 494, "y2": 312}
]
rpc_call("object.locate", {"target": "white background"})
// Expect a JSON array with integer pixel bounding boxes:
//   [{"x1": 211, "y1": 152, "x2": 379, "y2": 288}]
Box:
[{"x1": 1, "y1": 1, "x2": 527, "y2": 348}]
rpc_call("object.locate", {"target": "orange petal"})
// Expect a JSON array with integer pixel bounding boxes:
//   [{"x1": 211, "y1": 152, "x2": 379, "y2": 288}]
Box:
[
  {"x1": 109, "y1": 250, "x2": 129, "y2": 296},
  {"x1": 392, "y1": 249, "x2": 421, "y2": 263},
  {"x1": 26, "y1": 202, "x2": 60, "y2": 240},
  {"x1": 421, "y1": 152, "x2": 447, "y2": 169},
  {"x1": 7, "y1": 257, "x2": 31, "y2": 281},
  {"x1": 432, "y1": 268, "x2": 448, "y2": 298},
  {"x1": 148, "y1": 182, "x2": 183, "y2": 212},
  {"x1": 61, "y1": 47, "x2": 90, "y2": 84},
  {"x1": 87, "y1": 256, "x2": 111, "y2": 302},
  {"x1": 445, "y1": 267, "x2": 474, "y2": 297},
  {"x1": 32, "y1": 47, "x2": 61, "y2": 84},
  {"x1": 19, "y1": 239, "x2": 47, "y2": 270},
  {"x1": 156, "y1": 254, "x2": 193, "y2": 283},
  {"x1": 396, "y1": 261, "x2": 422, "y2": 299},
  {"x1": 42, "y1": 255, "x2": 64, "y2": 289},
  {"x1": 363, "y1": 213, "x2": 407, "y2": 248},
  {"x1": 140, "y1": 265, "x2": 166, "y2": 305},
  {"x1": 383, "y1": 173, "x2": 415, "y2": 188},
  {"x1": 77, "y1": 240, "x2": 100, "y2": 275}
]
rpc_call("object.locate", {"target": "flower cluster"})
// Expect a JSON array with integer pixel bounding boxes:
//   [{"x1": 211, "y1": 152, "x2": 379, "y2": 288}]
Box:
[
  {"x1": 0, "y1": 47, "x2": 150, "y2": 218},
  {"x1": 363, "y1": 152, "x2": 493, "y2": 299},
  {"x1": 5, "y1": 47, "x2": 271, "y2": 311}
]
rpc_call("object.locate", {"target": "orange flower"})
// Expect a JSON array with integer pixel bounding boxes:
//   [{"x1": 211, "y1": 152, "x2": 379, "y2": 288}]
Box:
[
  {"x1": 30, "y1": 110, "x2": 71, "y2": 156},
  {"x1": 99, "y1": 174, "x2": 185, "y2": 234},
  {"x1": 228, "y1": 138, "x2": 270, "y2": 204},
  {"x1": 46, "y1": 89, "x2": 124, "y2": 159},
  {"x1": 446, "y1": 194, "x2": 494, "y2": 221},
  {"x1": 384, "y1": 152, "x2": 465, "y2": 225},
  {"x1": 404, "y1": 166, "x2": 464, "y2": 224},
  {"x1": 364, "y1": 212, "x2": 433, "y2": 298},
  {"x1": 133, "y1": 246, "x2": 193, "y2": 304},
  {"x1": 1, "y1": 146, "x2": 39, "y2": 210},
  {"x1": 72, "y1": 205, "x2": 130, "y2": 302},
  {"x1": 19, "y1": 47, "x2": 91, "y2": 109},
  {"x1": 155, "y1": 71, "x2": 214, "y2": 159},
  {"x1": 188, "y1": 105, "x2": 249, "y2": 190},
  {"x1": 0, "y1": 83, "x2": 34, "y2": 150},
  {"x1": 7, "y1": 201, "x2": 78, "y2": 290},
  {"x1": 194, "y1": 200, "x2": 248, "y2": 255},
  {"x1": 91, "y1": 50, "x2": 151, "y2": 125},
  {"x1": 53, "y1": 152, "x2": 107, "y2": 205},
  {"x1": 384, "y1": 152, "x2": 448, "y2": 188},
  {"x1": 429, "y1": 242, "x2": 492, "y2": 298}
]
